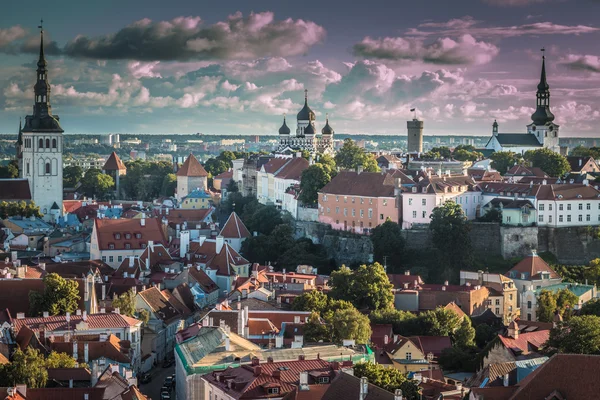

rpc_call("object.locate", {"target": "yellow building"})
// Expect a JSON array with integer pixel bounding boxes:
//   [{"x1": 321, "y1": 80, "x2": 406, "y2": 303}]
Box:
[
  {"x1": 386, "y1": 336, "x2": 451, "y2": 374},
  {"x1": 181, "y1": 188, "x2": 212, "y2": 209}
]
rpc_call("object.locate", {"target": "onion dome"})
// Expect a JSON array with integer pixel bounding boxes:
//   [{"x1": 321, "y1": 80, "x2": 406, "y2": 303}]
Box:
[
  {"x1": 321, "y1": 115, "x2": 334, "y2": 135},
  {"x1": 492, "y1": 120, "x2": 498, "y2": 129},
  {"x1": 304, "y1": 123, "x2": 315, "y2": 135},
  {"x1": 297, "y1": 89, "x2": 315, "y2": 121},
  {"x1": 278, "y1": 116, "x2": 290, "y2": 135}
]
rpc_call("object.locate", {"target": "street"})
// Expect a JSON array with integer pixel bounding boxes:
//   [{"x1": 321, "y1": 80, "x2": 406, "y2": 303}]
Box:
[{"x1": 138, "y1": 365, "x2": 175, "y2": 400}]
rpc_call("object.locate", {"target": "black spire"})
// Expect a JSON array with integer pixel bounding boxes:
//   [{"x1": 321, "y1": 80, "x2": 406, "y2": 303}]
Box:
[{"x1": 531, "y1": 49, "x2": 555, "y2": 126}]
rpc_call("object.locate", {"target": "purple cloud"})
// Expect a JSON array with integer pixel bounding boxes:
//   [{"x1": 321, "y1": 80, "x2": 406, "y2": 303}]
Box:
[
  {"x1": 560, "y1": 54, "x2": 600, "y2": 72},
  {"x1": 63, "y1": 12, "x2": 326, "y2": 61}
]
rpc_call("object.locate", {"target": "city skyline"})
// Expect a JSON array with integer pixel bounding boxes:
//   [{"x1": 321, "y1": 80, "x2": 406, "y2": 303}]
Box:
[{"x1": 1, "y1": 0, "x2": 600, "y2": 136}]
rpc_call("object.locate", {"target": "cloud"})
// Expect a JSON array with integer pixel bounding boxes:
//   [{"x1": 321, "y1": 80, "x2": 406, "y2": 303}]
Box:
[
  {"x1": 128, "y1": 61, "x2": 162, "y2": 78},
  {"x1": 483, "y1": 0, "x2": 550, "y2": 6},
  {"x1": 0, "y1": 26, "x2": 27, "y2": 48},
  {"x1": 0, "y1": 26, "x2": 61, "y2": 55},
  {"x1": 353, "y1": 34, "x2": 499, "y2": 65},
  {"x1": 408, "y1": 16, "x2": 599, "y2": 38},
  {"x1": 560, "y1": 54, "x2": 600, "y2": 73},
  {"x1": 63, "y1": 12, "x2": 326, "y2": 61}
]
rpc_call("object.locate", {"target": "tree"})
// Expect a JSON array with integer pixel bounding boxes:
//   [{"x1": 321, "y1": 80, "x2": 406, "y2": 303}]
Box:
[
  {"x1": 317, "y1": 153, "x2": 337, "y2": 176},
  {"x1": 524, "y1": 148, "x2": 571, "y2": 177},
  {"x1": 46, "y1": 351, "x2": 81, "y2": 368},
  {"x1": 292, "y1": 290, "x2": 330, "y2": 314},
  {"x1": 546, "y1": 315, "x2": 600, "y2": 354},
  {"x1": 429, "y1": 201, "x2": 474, "y2": 280},
  {"x1": 0, "y1": 200, "x2": 42, "y2": 219},
  {"x1": 571, "y1": 146, "x2": 600, "y2": 159},
  {"x1": 302, "y1": 312, "x2": 331, "y2": 342},
  {"x1": 555, "y1": 288, "x2": 578, "y2": 318},
  {"x1": 335, "y1": 139, "x2": 380, "y2": 172},
  {"x1": 160, "y1": 173, "x2": 177, "y2": 197},
  {"x1": 583, "y1": 258, "x2": 600, "y2": 287},
  {"x1": 581, "y1": 298, "x2": 600, "y2": 316},
  {"x1": 328, "y1": 265, "x2": 355, "y2": 303},
  {"x1": 475, "y1": 324, "x2": 498, "y2": 348},
  {"x1": 63, "y1": 165, "x2": 84, "y2": 188},
  {"x1": 120, "y1": 160, "x2": 174, "y2": 201},
  {"x1": 477, "y1": 208, "x2": 502, "y2": 223},
  {"x1": 0, "y1": 348, "x2": 48, "y2": 388},
  {"x1": 490, "y1": 151, "x2": 519, "y2": 175},
  {"x1": 112, "y1": 289, "x2": 137, "y2": 317},
  {"x1": 80, "y1": 168, "x2": 114, "y2": 200},
  {"x1": 299, "y1": 164, "x2": 332, "y2": 205},
  {"x1": 332, "y1": 308, "x2": 371, "y2": 344},
  {"x1": 352, "y1": 263, "x2": 394, "y2": 310},
  {"x1": 439, "y1": 346, "x2": 478, "y2": 372},
  {"x1": 452, "y1": 149, "x2": 482, "y2": 162},
  {"x1": 137, "y1": 309, "x2": 151, "y2": 326},
  {"x1": 245, "y1": 205, "x2": 284, "y2": 236},
  {"x1": 454, "y1": 317, "x2": 476, "y2": 348},
  {"x1": 537, "y1": 290, "x2": 558, "y2": 323},
  {"x1": 29, "y1": 273, "x2": 81, "y2": 316},
  {"x1": 353, "y1": 362, "x2": 420, "y2": 398},
  {"x1": 420, "y1": 307, "x2": 462, "y2": 336},
  {"x1": 0, "y1": 160, "x2": 19, "y2": 179},
  {"x1": 430, "y1": 146, "x2": 452, "y2": 159},
  {"x1": 371, "y1": 220, "x2": 405, "y2": 273},
  {"x1": 226, "y1": 179, "x2": 239, "y2": 193}
]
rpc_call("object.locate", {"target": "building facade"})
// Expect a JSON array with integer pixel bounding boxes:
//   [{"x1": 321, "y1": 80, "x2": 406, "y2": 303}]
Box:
[{"x1": 407, "y1": 118, "x2": 424, "y2": 153}]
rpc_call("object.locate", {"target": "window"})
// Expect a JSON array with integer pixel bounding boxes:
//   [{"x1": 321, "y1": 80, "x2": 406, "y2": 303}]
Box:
[
  {"x1": 509, "y1": 305, "x2": 513, "y2": 312},
  {"x1": 559, "y1": 215, "x2": 563, "y2": 222},
  {"x1": 318, "y1": 377, "x2": 330, "y2": 384},
  {"x1": 559, "y1": 204, "x2": 563, "y2": 211},
  {"x1": 412, "y1": 211, "x2": 417, "y2": 218},
  {"x1": 509, "y1": 294, "x2": 513, "y2": 301},
  {"x1": 380, "y1": 214, "x2": 384, "y2": 220},
  {"x1": 136, "y1": 233, "x2": 142, "y2": 239},
  {"x1": 102, "y1": 256, "x2": 107, "y2": 262},
  {"x1": 368, "y1": 209, "x2": 373, "y2": 219},
  {"x1": 361, "y1": 198, "x2": 364, "y2": 204},
  {"x1": 26, "y1": 163, "x2": 30, "y2": 175},
  {"x1": 360, "y1": 210, "x2": 364, "y2": 218},
  {"x1": 549, "y1": 215, "x2": 553, "y2": 223},
  {"x1": 567, "y1": 215, "x2": 572, "y2": 222},
  {"x1": 405, "y1": 352, "x2": 412, "y2": 360},
  {"x1": 109, "y1": 243, "x2": 115, "y2": 249},
  {"x1": 344, "y1": 196, "x2": 347, "y2": 203},
  {"x1": 52, "y1": 138, "x2": 57, "y2": 148},
  {"x1": 323, "y1": 195, "x2": 327, "y2": 202},
  {"x1": 352, "y1": 209, "x2": 355, "y2": 217},
  {"x1": 495, "y1": 299, "x2": 500, "y2": 306},
  {"x1": 326, "y1": 207, "x2": 330, "y2": 214},
  {"x1": 527, "y1": 313, "x2": 532, "y2": 321},
  {"x1": 125, "y1": 243, "x2": 131, "y2": 249},
  {"x1": 587, "y1": 203, "x2": 591, "y2": 210},
  {"x1": 343, "y1": 208, "x2": 347, "y2": 217},
  {"x1": 539, "y1": 204, "x2": 545, "y2": 211},
  {"x1": 109, "y1": 256, "x2": 114, "y2": 263},
  {"x1": 549, "y1": 204, "x2": 553, "y2": 211},
  {"x1": 408, "y1": 198, "x2": 413, "y2": 206},
  {"x1": 45, "y1": 139, "x2": 50, "y2": 148},
  {"x1": 45, "y1": 162, "x2": 51, "y2": 174},
  {"x1": 267, "y1": 388, "x2": 279, "y2": 394},
  {"x1": 352, "y1": 197, "x2": 355, "y2": 203},
  {"x1": 422, "y1": 199, "x2": 426, "y2": 206},
  {"x1": 39, "y1": 138, "x2": 43, "y2": 149},
  {"x1": 115, "y1": 234, "x2": 121, "y2": 239},
  {"x1": 383, "y1": 199, "x2": 387, "y2": 206},
  {"x1": 579, "y1": 215, "x2": 583, "y2": 222},
  {"x1": 527, "y1": 301, "x2": 532, "y2": 309},
  {"x1": 336, "y1": 196, "x2": 339, "y2": 202},
  {"x1": 579, "y1": 203, "x2": 583, "y2": 210},
  {"x1": 125, "y1": 233, "x2": 131, "y2": 239},
  {"x1": 422, "y1": 211, "x2": 427, "y2": 218},
  {"x1": 567, "y1": 204, "x2": 572, "y2": 211},
  {"x1": 539, "y1": 215, "x2": 544, "y2": 222},
  {"x1": 496, "y1": 307, "x2": 500, "y2": 315},
  {"x1": 117, "y1": 256, "x2": 123, "y2": 262},
  {"x1": 506, "y1": 216, "x2": 512, "y2": 223}
]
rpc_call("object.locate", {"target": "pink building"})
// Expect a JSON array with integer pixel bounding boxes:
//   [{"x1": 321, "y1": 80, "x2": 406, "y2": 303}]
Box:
[{"x1": 318, "y1": 170, "x2": 399, "y2": 234}]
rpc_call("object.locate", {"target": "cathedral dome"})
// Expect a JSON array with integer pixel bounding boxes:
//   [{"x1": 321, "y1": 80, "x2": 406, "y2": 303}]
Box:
[
  {"x1": 297, "y1": 90, "x2": 315, "y2": 121},
  {"x1": 531, "y1": 108, "x2": 555, "y2": 125},
  {"x1": 321, "y1": 117, "x2": 334, "y2": 135},
  {"x1": 278, "y1": 117, "x2": 291, "y2": 135},
  {"x1": 304, "y1": 123, "x2": 315, "y2": 135}
]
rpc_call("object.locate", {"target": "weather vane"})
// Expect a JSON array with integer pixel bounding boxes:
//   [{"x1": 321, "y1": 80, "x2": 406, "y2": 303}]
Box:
[
  {"x1": 38, "y1": 18, "x2": 43, "y2": 32},
  {"x1": 541, "y1": 47, "x2": 545, "y2": 59}
]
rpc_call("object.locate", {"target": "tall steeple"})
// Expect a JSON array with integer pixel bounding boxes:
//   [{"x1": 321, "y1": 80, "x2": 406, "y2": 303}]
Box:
[
  {"x1": 16, "y1": 118, "x2": 23, "y2": 158},
  {"x1": 531, "y1": 49, "x2": 555, "y2": 126}
]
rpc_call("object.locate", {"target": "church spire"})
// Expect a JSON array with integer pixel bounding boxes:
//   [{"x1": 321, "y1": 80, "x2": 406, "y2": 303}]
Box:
[
  {"x1": 531, "y1": 48, "x2": 554, "y2": 126},
  {"x1": 38, "y1": 19, "x2": 47, "y2": 68}
]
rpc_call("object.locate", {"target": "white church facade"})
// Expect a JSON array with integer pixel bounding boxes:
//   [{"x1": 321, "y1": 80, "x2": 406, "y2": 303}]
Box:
[{"x1": 486, "y1": 53, "x2": 560, "y2": 155}]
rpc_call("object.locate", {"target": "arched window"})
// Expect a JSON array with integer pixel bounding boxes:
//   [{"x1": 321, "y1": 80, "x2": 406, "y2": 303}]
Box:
[
  {"x1": 52, "y1": 138, "x2": 57, "y2": 149},
  {"x1": 39, "y1": 138, "x2": 44, "y2": 149},
  {"x1": 46, "y1": 139, "x2": 50, "y2": 148},
  {"x1": 45, "y1": 162, "x2": 51, "y2": 175}
]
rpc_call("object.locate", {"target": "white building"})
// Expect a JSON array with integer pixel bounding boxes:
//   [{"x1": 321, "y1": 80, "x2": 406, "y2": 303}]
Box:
[
  {"x1": 400, "y1": 173, "x2": 480, "y2": 229},
  {"x1": 485, "y1": 54, "x2": 560, "y2": 156},
  {"x1": 17, "y1": 29, "x2": 63, "y2": 221},
  {"x1": 257, "y1": 156, "x2": 308, "y2": 208}
]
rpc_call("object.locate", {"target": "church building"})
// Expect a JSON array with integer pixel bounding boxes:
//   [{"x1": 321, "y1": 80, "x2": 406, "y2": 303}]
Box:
[
  {"x1": 275, "y1": 90, "x2": 334, "y2": 156},
  {"x1": 485, "y1": 53, "x2": 560, "y2": 154},
  {"x1": 16, "y1": 25, "x2": 64, "y2": 221}
]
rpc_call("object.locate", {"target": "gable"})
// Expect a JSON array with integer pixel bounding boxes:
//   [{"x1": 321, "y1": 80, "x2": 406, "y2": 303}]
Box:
[{"x1": 392, "y1": 340, "x2": 424, "y2": 358}]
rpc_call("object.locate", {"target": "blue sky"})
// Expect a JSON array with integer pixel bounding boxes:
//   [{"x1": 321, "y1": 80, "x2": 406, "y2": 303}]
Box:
[{"x1": 1, "y1": 0, "x2": 600, "y2": 136}]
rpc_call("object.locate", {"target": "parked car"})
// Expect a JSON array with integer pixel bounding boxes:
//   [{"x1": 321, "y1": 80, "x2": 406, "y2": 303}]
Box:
[
  {"x1": 165, "y1": 376, "x2": 174, "y2": 388},
  {"x1": 171, "y1": 374, "x2": 176, "y2": 387},
  {"x1": 161, "y1": 386, "x2": 169, "y2": 394},
  {"x1": 162, "y1": 359, "x2": 175, "y2": 368},
  {"x1": 139, "y1": 373, "x2": 152, "y2": 384},
  {"x1": 160, "y1": 391, "x2": 170, "y2": 400}
]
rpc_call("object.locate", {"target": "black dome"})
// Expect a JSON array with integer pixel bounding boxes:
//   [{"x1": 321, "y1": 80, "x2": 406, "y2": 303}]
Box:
[
  {"x1": 278, "y1": 118, "x2": 291, "y2": 135},
  {"x1": 531, "y1": 107, "x2": 555, "y2": 125},
  {"x1": 321, "y1": 119, "x2": 334, "y2": 135},
  {"x1": 297, "y1": 90, "x2": 315, "y2": 121},
  {"x1": 304, "y1": 123, "x2": 315, "y2": 135}
]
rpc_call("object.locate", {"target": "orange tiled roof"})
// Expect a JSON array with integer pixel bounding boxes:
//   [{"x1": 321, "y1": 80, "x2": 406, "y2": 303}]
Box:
[
  {"x1": 93, "y1": 218, "x2": 167, "y2": 251},
  {"x1": 177, "y1": 154, "x2": 208, "y2": 177},
  {"x1": 220, "y1": 212, "x2": 251, "y2": 239},
  {"x1": 103, "y1": 152, "x2": 126, "y2": 171}
]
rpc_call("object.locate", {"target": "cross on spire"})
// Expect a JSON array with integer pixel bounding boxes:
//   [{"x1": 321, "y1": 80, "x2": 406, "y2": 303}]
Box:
[
  {"x1": 541, "y1": 47, "x2": 545, "y2": 59},
  {"x1": 304, "y1": 89, "x2": 308, "y2": 102},
  {"x1": 38, "y1": 18, "x2": 43, "y2": 32}
]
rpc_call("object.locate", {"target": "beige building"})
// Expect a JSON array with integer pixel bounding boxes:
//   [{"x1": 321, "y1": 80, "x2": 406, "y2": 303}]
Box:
[{"x1": 460, "y1": 270, "x2": 519, "y2": 324}]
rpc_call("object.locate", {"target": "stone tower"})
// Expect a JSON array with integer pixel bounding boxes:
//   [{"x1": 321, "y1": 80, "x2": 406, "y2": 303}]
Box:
[
  {"x1": 407, "y1": 118, "x2": 424, "y2": 153},
  {"x1": 20, "y1": 24, "x2": 64, "y2": 221}
]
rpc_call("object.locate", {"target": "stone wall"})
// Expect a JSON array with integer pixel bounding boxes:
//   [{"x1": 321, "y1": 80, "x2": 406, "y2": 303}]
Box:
[
  {"x1": 297, "y1": 207, "x2": 318, "y2": 222},
  {"x1": 470, "y1": 223, "x2": 502, "y2": 256},
  {"x1": 500, "y1": 226, "x2": 538, "y2": 259},
  {"x1": 321, "y1": 234, "x2": 373, "y2": 266},
  {"x1": 538, "y1": 226, "x2": 600, "y2": 264}
]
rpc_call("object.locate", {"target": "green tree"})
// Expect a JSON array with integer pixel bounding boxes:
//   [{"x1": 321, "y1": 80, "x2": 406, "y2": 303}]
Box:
[
  {"x1": 0, "y1": 160, "x2": 19, "y2": 179},
  {"x1": 317, "y1": 154, "x2": 337, "y2": 175},
  {"x1": 80, "y1": 168, "x2": 114, "y2": 200},
  {"x1": 0, "y1": 348, "x2": 48, "y2": 388},
  {"x1": 352, "y1": 263, "x2": 394, "y2": 310},
  {"x1": 0, "y1": 200, "x2": 42, "y2": 219},
  {"x1": 329, "y1": 265, "x2": 355, "y2": 303},
  {"x1": 430, "y1": 146, "x2": 452, "y2": 159},
  {"x1": 546, "y1": 315, "x2": 600, "y2": 354},
  {"x1": 477, "y1": 208, "x2": 502, "y2": 223},
  {"x1": 46, "y1": 351, "x2": 81, "y2": 368},
  {"x1": 332, "y1": 308, "x2": 372, "y2": 344},
  {"x1": 137, "y1": 309, "x2": 151, "y2": 325},
  {"x1": 454, "y1": 317, "x2": 476, "y2": 348},
  {"x1": 429, "y1": 201, "x2": 474, "y2": 280},
  {"x1": 112, "y1": 289, "x2": 137, "y2": 317},
  {"x1": 583, "y1": 258, "x2": 600, "y2": 287},
  {"x1": 160, "y1": 173, "x2": 177, "y2": 197},
  {"x1": 291, "y1": 290, "x2": 330, "y2": 314},
  {"x1": 29, "y1": 273, "x2": 81, "y2": 316},
  {"x1": 245, "y1": 205, "x2": 284, "y2": 236},
  {"x1": 335, "y1": 139, "x2": 380, "y2": 172},
  {"x1": 353, "y1": 362, "x2": 419, "y2": 398},
  {"x1": 302, "y1": 312, "x2": 331, "y2": 342},
  {"x1": 490, "y1": 151, "x2": 519, "y2": 175},
  {"x1": 439, "y1": 346, "x2": 478, "y2": 372},
  {"x1": 63, "y1": 165, "x2": 84, "y2": 188},
  {"x1": 371, "y1": 220, "x2": 405, "y2": 273},
  {"x1": 556, "y1": 288, "x2": 579, "y2": 318},
  {"x1": 570, "y1": 146, "x2": 600, "y2": 159},
  {"x1": 299, "y1": 164, "x2": 332, "y2": 205},
  {"x1": 475, "y1": 324, "x2": 498, "y2": 348},
  {"x1": 420, "y1": 307, "x2": 462, "y2": 336},
  {"x1": 524, "y1": 148, "x2": 571, "y2": 177},
  {"x1": 537, "y1": 290, "x2": 558, "y2": 323},
  {"x1": 581, "y1": 298, "x2": 600, "y2": 316},
  {"x1": 452, "y1": 149, "x2": 482, "y2": 162},
  {"x1": 120, "y1": 160, "x2": 174, "y2": 201},
  {"x1": 226, "y1": 179, "x2": 239, "y2": 193}
]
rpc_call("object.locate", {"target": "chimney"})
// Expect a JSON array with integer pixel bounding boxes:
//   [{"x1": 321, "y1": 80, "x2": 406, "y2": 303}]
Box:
[
  {"x1": 114, "y1": 307, "x2": 120, "y2": 314},
  {"x1": 76, "y1": 309, "x2": 82, "y2": 316},
  {"x1": 254, "y1": 366, "x2": 262, "y2": 377},
  {"x1": 299, "y1": 371, "x2": 309, "y2": 391},
  {"x1": 508, "y1": 322, "x2": 519, "y2": 339},
  {"x1": 100, "y1": 308, "x2": 106, "y2": 313},
  {"x1": 444, "y1": 280, "x2": 449, "y2": 286},
  {"x1": 82, "y1": 311, "x2": 87, "y2": 321},
  {"x1": 199, "y1": 235, "x2": 207, "y2": 245},
  {"x1": 272, "y1": 370, "x2": 281, "y2": 379},
  {"x1": 359, "y1": 376, "x2": 369, "y2": 400},
  {"x1": 102, "y1": 285, "x2": 106, "y2": 300},
  {"x1": 129, "y1": 256, "x2": 134, "y2": 267},
  {"x1": 225, "y1": 336, "x2": 231, "y2": 351},
  {"x1": 404, "y1": 270, "x2": 410, "y2": 276},
  {"x1": 180, "y1": 230, "x2": 190, "y2": 259},
  {"x1": 394, "y1": 389, "x2": 403, "y2": 400},
  {"x1": 275, "y1": 335, "x2": 283, "y2": 348},
  {"x1": 216, "y1": 235, "x2": 224, "y2": 254},
  {"x1": 140, "y1": 218, "x2": 145, "y2": 227}
]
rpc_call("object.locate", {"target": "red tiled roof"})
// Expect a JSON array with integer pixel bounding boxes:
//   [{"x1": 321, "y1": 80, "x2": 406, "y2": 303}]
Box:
[
  {"x1": 220, "y1": 212, "x2": 251, "y2": 239},
  {"x1": 47, "y1": 367, "x2": 92, "y2": 381},
  {"x1": 50, "y1": 334, "x2": 131, "y2": 364},
  {"x1": 262, "y1": 157, "x2": 290, "y2": 174},
  {"x1": 103, "y1": 152, "x2": 126, "y2": 171},
  {"x1": 138, "y1": 287, "x2": 182, "y2": 324},
  {"x1": 161, "y1": 289, "x2": 192, "y2": 317},
  {"x1": 13, "y1": 313, "x2": 141, "y2": 334},
  {"x1": 189, "y1": 239, "x2": 249, "y2": 276},
  {"x1": 370, "y1": 324, "x2": 393, "y2": 349},
  {"x1": 63, "y1": 200, "x2": 84, "y2": 214},
  {"x1": 247, "y1": 310, "x2": 311, "y2": 331},
  {"x1": 320, "y1": 171, "x2": 396, "y2": 197},
  {"x1": 152, "y1": 207, "x2": 214, "y2": 226},
  {"x1": 322, "y1": 372, "x2": 396, "y2": 400},
  {"x1": 247, "y1": 318, "x2": 279, "y2": 335},
  {"x1": 188, "y1": 267, "x2": 219, "y2": 294},
  {"x1": 409, "y1": 336, "x2": 452, "y2": 358},
  {"x1": 506, "y1": 254, "x2": 560, "y2": 280},
  {"x1": 498, "y1": 330, "x2": 549, "y2": 356},
  {"x1": 275, "y1": 157, "x2": 309, "y2": 180},
  {"x1": 444, "y1": 302, "x2": 468, "y2": 319},
  {"x1": 93, "y1": 218, "x2": 167, "y2": 251},
  {"x1": 176, "y1": 154, "x2": 208, "y2": 177},
  {"x1": 387, "y1": 273, "x2": 424, "y2": 289},
  {"x1": 0, "y1": 179, "x2": 31, "y2": 201},
  {"x1": 23, "y1": 388, "x2": 105, "y2": 400},
  {"x1": 215, "y1": 170, "x2": 233, "y2": 179},
  {"x1": 506, "y1": 165, "x2": 549, "y2": 178}
]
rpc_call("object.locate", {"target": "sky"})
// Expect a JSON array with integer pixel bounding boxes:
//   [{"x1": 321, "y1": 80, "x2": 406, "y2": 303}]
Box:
[{"x1": 1, "y1": 0, "x2": 600, "y2": 137}]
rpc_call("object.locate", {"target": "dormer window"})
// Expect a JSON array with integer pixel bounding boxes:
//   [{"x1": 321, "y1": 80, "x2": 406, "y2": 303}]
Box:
[
  {"x1": 136, "y1": 233, "x2": 142, "y2": 239},
  {"x1": 125, "y1": 233, "x2": 132, "y2": 239},
  {"x1": 115, "y1": 234, "x2": 121, "y2": 240},
  {"x1": 267, "y1": 388, "x2": 279, "y2": 394},
  {"x1": 141, "y1": 243, "x2": 147, "y2": 249},
  {"x1": 125, "y1": 243, "x2": 131, "y2": 249},
  {"x1": 318, "y1": 377, "x2": 330, "y2": 384},
  {"x1": 412, "y1": 187, "x2": 417, "y2": 193},
  {"x1": 109, "y1": 243, "x2": 115, "y2": 250}
]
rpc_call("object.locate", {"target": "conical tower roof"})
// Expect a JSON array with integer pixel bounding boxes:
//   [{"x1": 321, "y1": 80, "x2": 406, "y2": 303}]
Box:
[
  {"x1": 103, "y1": 151, "x2": 126, "y2": 171},
  {"x1": 177, "y1": 154, "x2": 208, "y2": 177}
]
